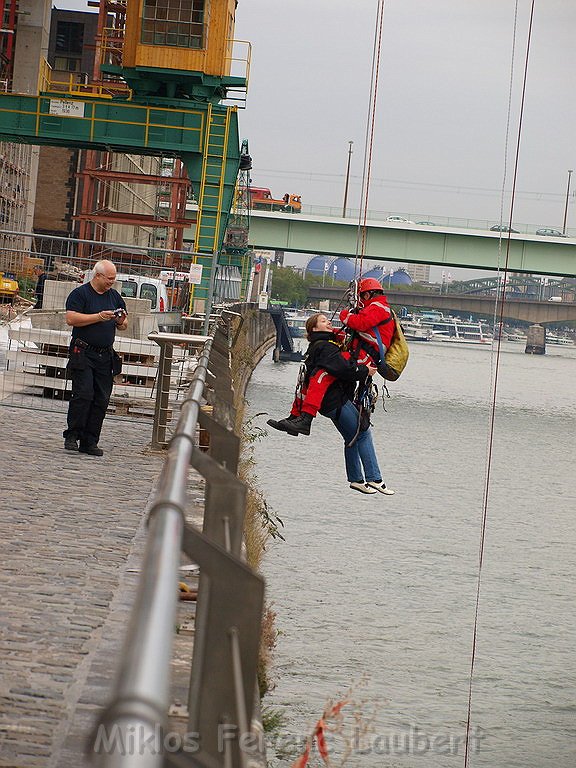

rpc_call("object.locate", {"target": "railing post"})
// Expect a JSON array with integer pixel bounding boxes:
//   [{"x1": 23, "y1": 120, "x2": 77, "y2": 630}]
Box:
[
  {"x1": 151, "y1": 338, "x2": 173, "y2": 449},
  {"x1": 148, "y1": 332, "x2": 210, "y2": 450}
]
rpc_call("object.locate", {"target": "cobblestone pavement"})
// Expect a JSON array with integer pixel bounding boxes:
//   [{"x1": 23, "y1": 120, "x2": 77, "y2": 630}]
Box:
[{"x1": 0, "y1": 405, "x2": 166, "y2": 767}]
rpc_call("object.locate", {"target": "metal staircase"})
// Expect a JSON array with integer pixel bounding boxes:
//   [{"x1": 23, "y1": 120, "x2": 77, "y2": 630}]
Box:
[
  {"x1": 196, "y1": 104, "x2": 232, "y2": 252},
  {"x1": 268, "y1": 306, "x2": 303, "y2": 361}
]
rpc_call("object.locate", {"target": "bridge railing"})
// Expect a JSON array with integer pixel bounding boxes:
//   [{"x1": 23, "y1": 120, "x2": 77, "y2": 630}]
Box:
[
  {"x1": 293, "y1": 205, "x2": 574, "y2": 238},
  {"x1": 89, "y1": 316, "x2": 265, "y2": 768}
]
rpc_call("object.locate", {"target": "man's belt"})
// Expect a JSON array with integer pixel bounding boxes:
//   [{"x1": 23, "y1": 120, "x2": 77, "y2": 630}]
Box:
[
  {"x1": 73, "y1": 339, "x2": 112, "y2": 354},
  {"x1": 87, "y1": 344, "x2": 112, "y2": 354}
]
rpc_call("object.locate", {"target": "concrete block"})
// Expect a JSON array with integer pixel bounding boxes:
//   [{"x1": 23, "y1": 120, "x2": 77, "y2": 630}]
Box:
[
  {"x1": 43, "y1": 280, "x2": 80, "y2": 310},
  {"x1": 29, "y1": 310, "x2": 69, "y2": 331}
]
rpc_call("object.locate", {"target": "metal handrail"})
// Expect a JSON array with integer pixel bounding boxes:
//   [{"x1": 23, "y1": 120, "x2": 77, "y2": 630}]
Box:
[
  {"x1": 90, "y1": 319, "x2": 265, "y2": 768},
  {"x1": 90, "y1": 337, "x2": 212, "y2": 768},
  {"x1": 38, "y1": 57, "x2": 132, "y2": 99}
]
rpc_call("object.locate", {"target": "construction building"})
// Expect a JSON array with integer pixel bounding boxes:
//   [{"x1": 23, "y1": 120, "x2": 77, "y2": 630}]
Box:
[
  {"x1": 0, "y1": 0, "x2": 43, "y2": 274},
  {"x1": 0, "y1": 0, "x2": 251, "y2": 311},
  {"x1": 36, "y1": 5, "x2": 191, "y2": 264},
  {"x1": 1, "y1": 2, "x2": 192, "y2": 272}
]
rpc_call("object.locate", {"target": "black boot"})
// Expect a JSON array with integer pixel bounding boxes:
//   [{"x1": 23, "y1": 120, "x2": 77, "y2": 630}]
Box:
[
  {"x1": 278, "y1": 412, "x2": 313, "y2": 436},
  {"x1": 267, "y1": 415, "x2": 299, "y2": 436}
]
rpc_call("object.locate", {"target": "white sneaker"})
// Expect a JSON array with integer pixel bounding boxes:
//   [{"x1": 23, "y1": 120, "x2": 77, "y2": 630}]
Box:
[
  {"x1": 350, "y1": 482, "x2": 377, "y2": 494},
  {"x1": 366, "y1": 482, "x2": 395, "y2": 495}
]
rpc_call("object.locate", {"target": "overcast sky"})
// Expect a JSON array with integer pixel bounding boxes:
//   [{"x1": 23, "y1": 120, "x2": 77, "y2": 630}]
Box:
[
  {"x1": 58, "y1": 1, "x2": 576, "y2": 276},
  {"x1": 234, "y1": 0, "x2": 576, "y2": 230}
]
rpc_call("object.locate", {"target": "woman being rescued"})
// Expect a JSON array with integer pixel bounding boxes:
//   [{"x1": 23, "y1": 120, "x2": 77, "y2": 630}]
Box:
[
  {"x1": 269, "y1": 277, "x2": 394, "y2": 437},
  {"x1": 267, "y1": 312, "x2": 394, "y2": 495}
]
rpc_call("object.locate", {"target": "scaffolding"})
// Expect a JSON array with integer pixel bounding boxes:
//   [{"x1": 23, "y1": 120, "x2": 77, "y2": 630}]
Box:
[{"x1": 0, "y1": 2, "x2": 32, "y2": 274}]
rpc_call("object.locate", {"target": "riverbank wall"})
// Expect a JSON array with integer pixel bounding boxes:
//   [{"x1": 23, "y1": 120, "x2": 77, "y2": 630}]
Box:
[{"x1": 228, "y1": 304, "x2": 276, "y2": 401}]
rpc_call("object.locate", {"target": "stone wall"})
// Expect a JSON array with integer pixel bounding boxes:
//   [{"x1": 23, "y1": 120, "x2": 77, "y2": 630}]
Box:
[{"x1": 229, "y1": 305, "x2": 276, "y2": 401}]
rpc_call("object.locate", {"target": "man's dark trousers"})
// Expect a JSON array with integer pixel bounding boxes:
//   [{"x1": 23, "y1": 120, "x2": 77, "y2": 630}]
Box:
[{"x1": 64, "y1": 348, "x2": 113, "y2": 448}]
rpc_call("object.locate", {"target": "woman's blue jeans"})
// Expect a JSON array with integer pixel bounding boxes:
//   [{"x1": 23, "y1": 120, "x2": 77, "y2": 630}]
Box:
[{"x1": 325, "y1": 399, "x2": 382, "y2": 484}]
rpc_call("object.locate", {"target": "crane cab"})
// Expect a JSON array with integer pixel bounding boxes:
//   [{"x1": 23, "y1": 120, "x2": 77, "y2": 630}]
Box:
[{"x1": 113, "y1": 0, "x2": 245, "y2": 101}]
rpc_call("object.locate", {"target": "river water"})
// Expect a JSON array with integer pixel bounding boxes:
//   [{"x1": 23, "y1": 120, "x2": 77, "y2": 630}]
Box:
[{"x1": 246, "y1": 339, "x2": 576, "y2": 768}]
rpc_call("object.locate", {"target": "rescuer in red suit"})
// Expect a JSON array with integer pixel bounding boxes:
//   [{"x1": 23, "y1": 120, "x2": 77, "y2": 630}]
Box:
[
  {"x1": 339, "y1": 277, "x2": 395, "y2": 368},
  {"x1": 267, "y1": 278, "x2": 395, "y2": 436}
]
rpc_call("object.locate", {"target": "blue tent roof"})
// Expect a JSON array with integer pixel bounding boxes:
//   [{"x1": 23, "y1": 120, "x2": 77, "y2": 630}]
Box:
[
  {"x1": 360, "y1": 267, "x2": 413, "y2": 286},
  {"x1": 389, "y1": 268, "x2": 412, "y2": 286},
  {"x1": 305, "y1": 259, "x2": 413, "y2": 286},
  {"x1": 362, "y1": 267, "x2": 388, "y2": 282},
  {"x1": 306, "y1": 255, "x2": 335, "y2": 276},
  {"x1": 329, "y1": 257, "x2": 356, "y2": 283}
]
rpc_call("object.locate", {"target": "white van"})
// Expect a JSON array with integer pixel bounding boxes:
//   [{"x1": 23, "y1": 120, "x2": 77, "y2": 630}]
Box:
[
  {"x1": 84, "y1": 270, "x2": 169, "y2": 312},
  {"x1": 114, "y1": 274, "x2": 170, "y2": 312}
]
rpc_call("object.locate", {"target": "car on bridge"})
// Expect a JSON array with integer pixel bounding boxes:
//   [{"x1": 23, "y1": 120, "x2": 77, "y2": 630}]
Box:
[
  {"x1": 490, "y1": 224, "x2": 519, "y2": 233},
  {"x1": 536, "y1": 228, "x2": 566, "y2": 237},
  {"x1": 386, "y1": 215, "x2": 415, "y2": 224}
]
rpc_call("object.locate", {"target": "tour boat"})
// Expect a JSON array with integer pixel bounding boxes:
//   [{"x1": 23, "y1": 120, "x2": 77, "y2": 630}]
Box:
[
  {"x1": 399, "y1": 318, "x2": 433, "y2": 341},
  {"x1": 505, "y1": 332, "x2": 527, "y2": 343},
  {"x1": 546, "y1": 333, "x2": 574, "y2": 346},
  {"x1": 421, "y1": 316, "x2": 493, "y2": 345}
]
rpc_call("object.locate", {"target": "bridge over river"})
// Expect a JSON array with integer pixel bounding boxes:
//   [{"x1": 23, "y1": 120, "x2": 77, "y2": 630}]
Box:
[
  {"x1": 308, "y1": 287, "x2": 576, "y2": 325},
  {"x1": 249, "y1": 211, "x2": 576, "y2": 279}
]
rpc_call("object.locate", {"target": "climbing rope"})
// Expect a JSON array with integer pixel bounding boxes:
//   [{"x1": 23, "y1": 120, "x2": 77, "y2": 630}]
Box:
[
  {"x1": 354, "y1": 0, "x2": 386, "y2": 281},
  {"x1": 328, "y1": 1, "x2": 386, "y2": 326},
  {"x1": 464, "y1": 2, "x2": 536, "y2": 765}
]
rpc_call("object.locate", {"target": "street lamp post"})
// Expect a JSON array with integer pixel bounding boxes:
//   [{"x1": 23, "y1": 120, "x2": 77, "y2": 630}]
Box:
[
  {"x1": 562, "y1": 169, "x2": 573, "y2": 235},
  {"x1": 342, "y1": 141, "x2": 353, "y2": 217}
]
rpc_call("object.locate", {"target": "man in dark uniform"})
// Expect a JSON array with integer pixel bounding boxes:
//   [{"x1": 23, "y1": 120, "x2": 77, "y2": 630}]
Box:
[
  {"x1": 63, "y1": 259, "x2": 128, "y2": 456},
  {"x1": 33, "y1": 266, "x2": 47, "y2": 308}
]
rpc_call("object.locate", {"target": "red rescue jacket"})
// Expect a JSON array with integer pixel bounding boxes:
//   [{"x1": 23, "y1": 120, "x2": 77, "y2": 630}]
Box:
[{"x1": 340, "y1": 295, "x2": 395, "y2": 365}]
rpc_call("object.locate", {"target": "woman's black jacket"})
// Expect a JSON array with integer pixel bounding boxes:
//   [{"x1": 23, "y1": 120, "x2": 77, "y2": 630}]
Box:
[{"x1": 304, "y1": 330, "x2": 370, "y2": 415}]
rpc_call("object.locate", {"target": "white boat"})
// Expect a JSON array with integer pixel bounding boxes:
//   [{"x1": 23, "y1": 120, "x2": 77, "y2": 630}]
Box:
[
  {"x1": 546, "y1": 333, "x2": 574, "y2": 346},
  {"x1": 421, "y1": 316, "x2": 493, "y2": 345},
  {"x1": 400, "y1": 319, "x2": 433, "y2": 342},
  {"x1": 506, "y1": 332, "x2": 527, "y2": 343},
  {"x1": 284, "y1": 309, "x2": 308, "y2": 337}
]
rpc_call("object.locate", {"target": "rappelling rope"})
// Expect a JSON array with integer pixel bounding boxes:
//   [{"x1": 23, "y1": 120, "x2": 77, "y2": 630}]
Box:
[
  {"x1": 490, "y1": 0, "x2": 520, "y2": 363},
  {"x1": 464, "y1": 2, "x2": 536, "y2": 765},
  {"x1": 354, "y1": 0, "x2": 386, "y2": 281},
  {"x1": 329, "y1": 0, "x2": 385, "y2": 327}
]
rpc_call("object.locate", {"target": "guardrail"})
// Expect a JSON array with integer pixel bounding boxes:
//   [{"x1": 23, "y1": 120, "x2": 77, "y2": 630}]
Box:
[{"x1": 90, "y1": 317, "x2": 265, "y2": 768}]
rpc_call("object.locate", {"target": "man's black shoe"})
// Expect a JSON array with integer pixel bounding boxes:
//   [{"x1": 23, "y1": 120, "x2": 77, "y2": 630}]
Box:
[
  {"x1": 79, "y1": 445, "x2": 104, "y2": 456},
  {"x1": 64, "y1": 437, "x2": 79, "y2": 452}
]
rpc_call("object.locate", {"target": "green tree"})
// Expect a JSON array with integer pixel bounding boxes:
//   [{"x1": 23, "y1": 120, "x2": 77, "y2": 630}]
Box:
[{"x1": 270, "y1": 265, "x2": 309, "y2": 306}]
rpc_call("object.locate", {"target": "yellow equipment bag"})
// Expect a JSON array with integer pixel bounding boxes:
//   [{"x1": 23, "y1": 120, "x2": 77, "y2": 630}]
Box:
[{"x1": 376, "y1": 310, "x2": 409, "y2": 381}]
